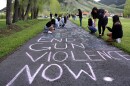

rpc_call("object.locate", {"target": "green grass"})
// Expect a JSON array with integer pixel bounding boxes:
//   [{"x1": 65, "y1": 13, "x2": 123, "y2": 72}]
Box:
[
  {"x1": 0, "y1": 19, "x2": 49, "y2": 59},
  {"x1": 0, "y1": 19, "x2": 6, "y2": 29},
  {"x1": 71, "y1": 17, "x2": 130, "y2": 54}
]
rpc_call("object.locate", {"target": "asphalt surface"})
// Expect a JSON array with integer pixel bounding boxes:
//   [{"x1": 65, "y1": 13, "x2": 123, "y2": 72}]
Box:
[{"x1": 0, "y1": 20, "x2": 130, "y2": 86}]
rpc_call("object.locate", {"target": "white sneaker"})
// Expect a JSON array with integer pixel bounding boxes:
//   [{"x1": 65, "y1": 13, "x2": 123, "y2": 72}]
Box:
[
  {"x1": 116, "y1": 38, "x2": 121, "y2": 43},
  {"x1": 48, "y1": 31, "x2": 52, "y2": 33}
]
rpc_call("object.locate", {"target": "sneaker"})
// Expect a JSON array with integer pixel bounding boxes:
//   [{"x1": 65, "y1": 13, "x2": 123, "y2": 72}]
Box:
[
  {"x1": 48, "y1": 31, "x2": 52, "y2": 33},
  {"x1": 98, "y1": 34, "x2": 102, "y2": 38},
  {"x1": 116, "y1": 38, "x2": 121, "y2": 43}
]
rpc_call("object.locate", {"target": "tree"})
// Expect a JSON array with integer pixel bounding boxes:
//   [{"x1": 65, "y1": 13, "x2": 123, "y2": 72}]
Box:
[
  {"x1": 50, "y1": 0, "x2": 61, "y2": 14},
  {"x1": 18, "y1": 0, "x2": 28, "y2": 20},
  {"x1": 6, "y1": 0, "x2": 12, "y2": 25},
  {"x1": 13, "y1": 0, "x2": 19, "y2": 23},
  {"x1": 31, "y1": 0, "x2": 44, "y2": 19},
  {"x1": 124, "y1": 0, "x2": 130, "y2": 17},
  {"x1": 24, "y1": 0, "x2": 32, "y2": 20}
]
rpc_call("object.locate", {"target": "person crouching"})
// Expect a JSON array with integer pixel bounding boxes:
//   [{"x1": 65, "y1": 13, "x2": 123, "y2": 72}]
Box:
[
  {"x1": 44, "y1": 19, "x2": 55, "y2": 33},
  {"x1": 106, "y1": 15, "x2": 123, "y2": 43},
  {"x1": 88, "y1": 18, "x2": 97, "y2": 34}
]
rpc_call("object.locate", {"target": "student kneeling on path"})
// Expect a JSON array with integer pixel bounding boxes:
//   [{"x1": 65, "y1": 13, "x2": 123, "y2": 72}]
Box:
[
  {"x1": 44, "y1": 19, "x2": 55, "y2": 33},
  {"x1": 88, "y1": 18, "x2": 97, "y2": 34},
  {"x1": 55, "y1": 17, "x2": 60, "y2": 29},
  {"x1": 106, "y1": 15, "x2": 123, "y2": 43}
]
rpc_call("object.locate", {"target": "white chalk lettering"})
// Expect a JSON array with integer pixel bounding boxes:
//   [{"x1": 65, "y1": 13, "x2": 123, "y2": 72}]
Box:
[
  {"x1": 71, "y1": 51, "x2": 87, "y2": 61},
  {"x1": 42, "y1": 64, "x2": 63, "y2": 81},
  {"x1": 97, "y1": 51, "x2": 112, "y2": 60},
  {"x1": 51, "y1": 38, "x2": 62, "y2": 42},
  {"x1": 6, "y1": 64, "x2": 44, "y2": 86},
  {"x1": 47, "y1": 52, "x2": 52, "y2": 62},
  {"x1": 53, "y1": 51, "x2": 68, "y2": 62},
  {"x1": 26, "y1": 52, "x2": 48, "y2": 62},
  {"x1": 54, "y1": 43, "x2": 67, "y2": 50},
  {"x1": 107, "y1": 51, "x2": 121, "y2": 60},
  {"x1": 64, "y1": 63, "x2": 97, "y2": 81},
  {"x1": 66, "y1": 38, "x2": 75, "y2": 42},
  {"x1": 71, "y1": 43, "x2": 85, "y2": 49},
  {"x1": 83, "y1": 51, "x2": 103, "y2": 61},
  {"x1": 114, "y1": 51, "x2": 130, "y2": 60},
  {"x1": 29, "y1": 43, "x2": 51, "y2": 51},
  {"x1": 37, "y1": 37, "x2": 51, "y2": 42}
]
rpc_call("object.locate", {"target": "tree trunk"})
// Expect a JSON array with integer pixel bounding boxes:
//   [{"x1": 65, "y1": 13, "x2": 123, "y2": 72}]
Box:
[
  {"x1": 18, "y1": 7, "x2": 22, "y2": 20},
  {"x1": 34, "y1": 8, "x2": 39, "y2": 19},
  {"x1": 24, "y1": 0, "x2": 32, "y2": 20},
  {"x1": 21, "y1": 8, "x2": 24, "y2": 20},
  {"x1": 6, "y1": 0, "x2": 12, "y2": 25},
  {"x1": 36, "y1": 8, "x2": 39, "y2": 18},
  {"x1": 12, "y1": 0, "x2": 19, "y2": 23},
  {"x1": 31, "y1": 8, "x2": 34, "y2": 19}
]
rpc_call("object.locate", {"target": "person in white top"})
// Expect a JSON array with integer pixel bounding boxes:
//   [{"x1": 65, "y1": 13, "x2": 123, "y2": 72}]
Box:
[{"x1": 55, "y1": 17, "x2": 60, "y2": 29}]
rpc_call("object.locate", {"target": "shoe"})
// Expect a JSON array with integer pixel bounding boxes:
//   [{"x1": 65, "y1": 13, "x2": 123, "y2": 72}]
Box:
[
  {"x1": 48, "y1": 31, "x2": 52, "y2": 33},
  {"x1": 98, "y1": 34, "x2": 102, "y2": 38},
  {"x1": 102, "y1": 33, "x2": 104, "y2": 36}
]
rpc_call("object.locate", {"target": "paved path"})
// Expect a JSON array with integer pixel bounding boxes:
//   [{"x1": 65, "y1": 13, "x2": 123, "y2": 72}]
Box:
[{"x1": 0, "y1": 21, "x2": 130, "y2": 86}]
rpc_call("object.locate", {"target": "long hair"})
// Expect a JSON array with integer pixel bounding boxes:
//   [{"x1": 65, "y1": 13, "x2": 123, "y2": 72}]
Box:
[
  {"x1": 51, "y1": 19, "x2": 55, "y2": 25},
  {"x1": 113, "y1": 15, "x2": 120, "y2": 23},
  {"x1": 88, "y1": 18, "x2": 93, "y2": 26},
  {"x1": 112, "y1": 15, "x2": 122, "y2": 29},
  {"x1": 91, "y1": 7, "x2": 98, "y2": 18},
  {"x1": 112, "y1": 15, "x2": 121, "y2": 25},
  {"x1": 78, "y1": 9, "x2": 82, "y2": 13}
]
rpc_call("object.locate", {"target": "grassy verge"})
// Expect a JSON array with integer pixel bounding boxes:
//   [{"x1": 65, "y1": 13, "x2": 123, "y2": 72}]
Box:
[
  {"x1": 0, "y1": 19, "x2": 6, "y2": 29},
  {"x1": 71, "y1": 17, "x2": 130, "y2": 54},
  {"x1": 0, "y1": 19, "x2": 48, "y2": 59}
]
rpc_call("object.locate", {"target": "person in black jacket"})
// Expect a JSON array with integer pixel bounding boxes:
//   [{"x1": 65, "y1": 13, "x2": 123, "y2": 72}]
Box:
[
  {"x1": 106, "y1": 15, "x2": 123, "y2": 43},
  {"x1": 44, "y1": 19, "x2": 55, "y2": 33},
  {"x1": 91, "y1": 7, "x2": 108, "y2": 37},
  {"x1": 78, "y1": 9, "x2": 82, "y2": 27}
]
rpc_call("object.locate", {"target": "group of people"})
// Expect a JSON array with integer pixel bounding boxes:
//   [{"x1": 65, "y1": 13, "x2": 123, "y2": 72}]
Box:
[
  {"x1": 44, "y1": 13, "x2": 67, "y2": 33},
  {"x1": 86, "y1": 7, "x2": 123, "y2": 43},
  {"x1": 44, "y1": 7, "x2": 123, "y2": 43}
]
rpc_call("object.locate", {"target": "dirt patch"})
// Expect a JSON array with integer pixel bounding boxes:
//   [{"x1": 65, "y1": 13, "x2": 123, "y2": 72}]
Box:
[{"x1": 0, "y1": 24, "x2": 22, "y2": 37}]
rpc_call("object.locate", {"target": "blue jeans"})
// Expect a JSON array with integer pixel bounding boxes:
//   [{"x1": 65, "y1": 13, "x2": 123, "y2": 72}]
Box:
[{"x1": 88, "y1": 26, "x2": 97, "y2": 33}]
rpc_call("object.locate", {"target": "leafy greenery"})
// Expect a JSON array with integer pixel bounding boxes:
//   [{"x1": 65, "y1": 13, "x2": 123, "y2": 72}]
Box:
[
  {"x1": 57, "y1": 0, "x2": 123, "y2": 14},
  {"x1": 99, "y1": 0, "x2": 126, "y2": 6},
  {"x1": 50, "y1": 0, "x2": 61, "y2": 14},
  {"x1": 124, "y1": 0, "x2": 130, "y2": 17},
  {"x1": 0, "y1": 19, "x2": 48, "y2": 59},
  {"x1": 71, "y1": 17, "x2": 130, "y2": 54}
]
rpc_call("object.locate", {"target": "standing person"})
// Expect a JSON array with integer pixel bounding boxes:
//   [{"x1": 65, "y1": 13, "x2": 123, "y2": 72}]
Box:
[
  {"x1": 64, "y1": 15, "x2": 67, "y2": 24},
  {"x1": 55, "y1": 13, "x2": 58, "y2": 18},
  {"x1": 106, "y1": 15, "x2": 123, "y2": 43},
  {"x1": 78, "y1": 9, "x2": 82, "y2": 27},
  {"x1": 91, "y1": 7, "x2": 108, "y2": 37},
  {"x1": 50, "y1": 12, "x2": 52, "y2": 20}
]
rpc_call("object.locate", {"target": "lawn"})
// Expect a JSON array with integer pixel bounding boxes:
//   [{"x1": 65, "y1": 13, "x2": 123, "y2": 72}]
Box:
[
  {"x1": 0, "y1": 19, "x2": 6, "y2": 29},
  {"x1": 71, "y1": 17, "x2": 130, "y2": 54},
  {"x1": 0, "y1": 19, "x2": 49, "y2": 59}
]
